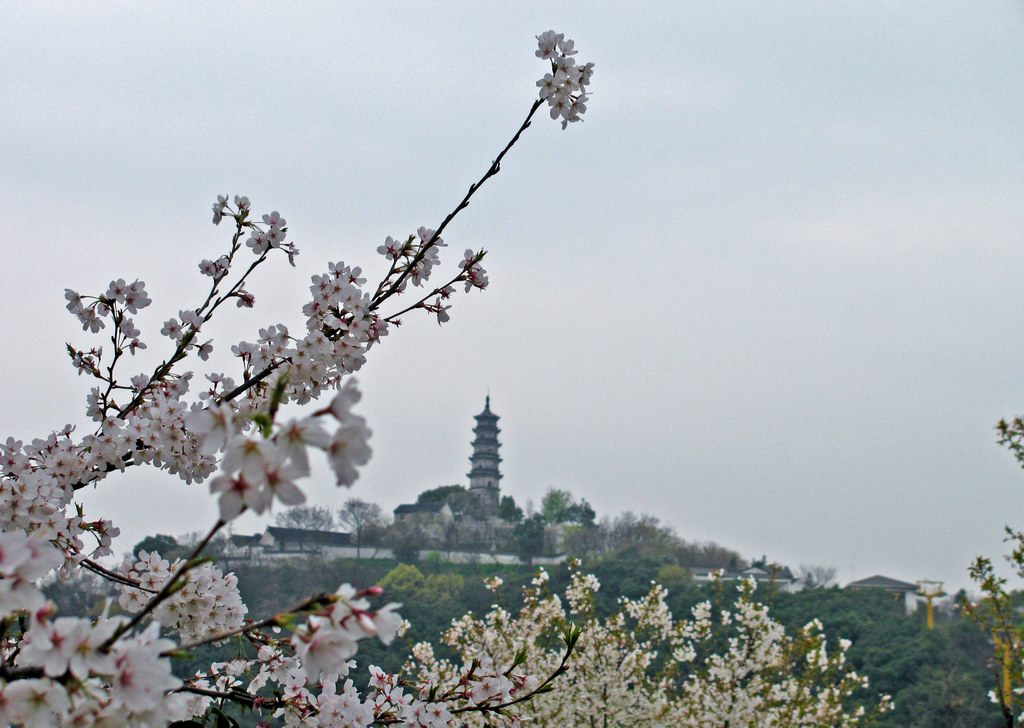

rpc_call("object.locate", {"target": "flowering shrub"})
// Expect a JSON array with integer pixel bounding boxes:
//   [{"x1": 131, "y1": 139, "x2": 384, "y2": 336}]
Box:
[
  {"x1": 967, "y1": 418, "x2": 1024, "y2": 725},
  {"x1": 0, "y1": 31, "x2": 593, "y2": 726},
  {"x1": 406, "y1": 566, "x2": 891, "y2": 726}
]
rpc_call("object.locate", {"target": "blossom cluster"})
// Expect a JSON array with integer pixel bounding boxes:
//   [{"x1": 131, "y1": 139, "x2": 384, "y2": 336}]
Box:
[
  {"x1": 176, "y1": 584, "x2": 544, "y2": 727},
  {"x1": 535, "y1": 30, "x2": 594, "y2": 128},
  {"x1": 406, "y1": 565, "x2": 891, "y2": 726},
  {"x1": 0, "y1": 530, "x2": 193, "y2": 724},
  {"x1": 0, "y1": 534, "x2": 416, "y2": 725},
  {"x1": 115, "y1": 550, "x2": 246, "y2": 643}
]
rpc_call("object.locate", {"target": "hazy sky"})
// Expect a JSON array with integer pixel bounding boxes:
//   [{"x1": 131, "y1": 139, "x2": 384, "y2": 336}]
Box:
[{"x1": 2, "y1": 2, "x2": 1023, "y2": 591}]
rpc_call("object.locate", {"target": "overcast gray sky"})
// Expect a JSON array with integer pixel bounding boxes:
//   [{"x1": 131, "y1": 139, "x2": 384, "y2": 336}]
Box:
[{"x1": 2, "y1": 2, "x2": 1023, "y2": 591}]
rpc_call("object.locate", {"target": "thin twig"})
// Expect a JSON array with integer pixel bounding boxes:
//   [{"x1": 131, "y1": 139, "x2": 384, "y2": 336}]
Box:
[
  {"x1": 371, "y1": 98, "x2": 543, "y2": 313},
  {"x1": 80, "y1": 558, "x2": 157, "y2": 593},
  {"x1": 176, "y1": 684, "x2": 285, "y2": 710},
  {"x1": 384, "y1": 271, "x2": 465, "y2": 323},
  {"x1": 217, "y1": 359, "x2": 288, "y2": 404}
]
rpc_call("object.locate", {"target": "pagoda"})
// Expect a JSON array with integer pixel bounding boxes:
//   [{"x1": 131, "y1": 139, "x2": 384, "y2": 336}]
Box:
[{"x1": 467, "y1": 396, "x2": 502, "y2": 516}]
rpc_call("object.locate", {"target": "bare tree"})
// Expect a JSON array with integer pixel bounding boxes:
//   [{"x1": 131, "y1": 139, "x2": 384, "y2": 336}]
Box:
[
  {"x1": 798, "y1": 564, "x2": 837, "y2": 589},
  {"x1": 177, "y1": 530, "x2": 228, "y2": 558},
  {"x1": 338, "y1": 498, "x2": 385, "y2": 559},
  {"x1": 274, "y1": 504, "x2": 335, "y2": 532}
]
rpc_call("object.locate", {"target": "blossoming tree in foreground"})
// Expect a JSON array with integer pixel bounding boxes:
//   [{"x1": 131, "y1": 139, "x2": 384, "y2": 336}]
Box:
[
  {"x1": 406, "y1": 566, "x2": 890, "y2": 726},
  {"x1": 0, "y1": 30, "x2": 884, "y2": 727},
  {"x1": 966, "y1": 416, "x2": 1024, "y2": 726}
]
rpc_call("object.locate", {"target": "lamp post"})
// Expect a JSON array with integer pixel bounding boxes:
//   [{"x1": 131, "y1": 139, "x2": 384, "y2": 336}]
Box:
[{"x1": 916, "y1": 579, "x2": 945, "y2": 630}]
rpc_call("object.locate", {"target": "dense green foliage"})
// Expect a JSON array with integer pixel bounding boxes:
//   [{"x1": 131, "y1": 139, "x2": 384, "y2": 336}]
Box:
[
  {"x1": 539, "y1": 487, "x2": 596, "y2": 526},
  {"x1": 513, "y1": 514, "x2": 546, "y2": 564},
  {"x1": 133, "y1": 533, "x2": 184, "y2": 560},
  {"x1": 496, "y1": 495, "x2": 524, "y2": 523},
  {"x1": 769, "y1": 587, "x2": 1001, "y2": 727}
]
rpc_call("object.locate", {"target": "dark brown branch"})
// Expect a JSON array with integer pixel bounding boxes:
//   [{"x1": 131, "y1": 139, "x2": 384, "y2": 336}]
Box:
[
  {"x1": 176, "y1": 684, "x2": 285, "y2": 710},
  {"x1": 384, "y1": 271, "x2": 466, "y2": 323},
  {"x1": 80, "y1": 558, "x2": 157, "y2": 593},
  {"x1": 371, "y1": 97, "x2": 543, "y2": 313}
]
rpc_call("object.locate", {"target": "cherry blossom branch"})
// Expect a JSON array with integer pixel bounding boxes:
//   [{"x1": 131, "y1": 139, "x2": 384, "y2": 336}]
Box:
[
  {"x1": 384, "y1": 270, "x2": 467, "y2": 323},
  {"x1": 375, "y1": 624, "x2": 581, "y2": 725},
  {"x1": 370, "y1": 97, "x2": 544, "y2": 313},
  {"x1": 194, "y1": 223, "x2": 248, "y2": 319},
  {"x1": 108, "y1": 217, "x2": 282, "y2": 423},
  {"x1": 372, "y1": 251, "x2": 402, "y2": 300},
  {"x1": 169, "y1": 591, "x2": 334, "y2": 653},
  {"x1": 189, "y1": 630, "x2": 581, "y2": 727},
  {"x1": 456, "y1": 659, "x2": 568, "y2": 716},
  {"x1": 0, "y1": 663, "x2": 45, "y2": 682},
  {"x1": 98, "y1": 308, "x2": 127, "y2": 411},
  {"x1": 203, "y1": 248, "x2": 269, "y2": 321},
  {"x1": 62, "y1": 235, "x2": 282, "y2": 490},
  {"x1": 80, "y1": 557, "x2": 156, "y2": 593},
  {"x1": 102, "y1": 224, "x2": 244, "y2": 421},
  {"x1": 216, "y1": 359, "x2": 289, "y2": 404},
  {"x1": 68, "y1": 357, "x2": 286, "y2": 493},
  {"x1": 71, "y1": 459, "x2": 130, "y2": 492},
  {"x1": 100, "y1": 520, "x2": 226, "y2": 651},
  {"x1": 0, "y1": 31, "x2": 600, "y2": 726},
  {"x1": 175, "y1": 684, "x2": 285, "y2": 711},
  {"x1": 457, "y1": 628, "x2": 579, "y2": 715},
  {"x1": 112, "y1": 333, "x2": 195, "y2": 420},
  {"x1": 68, "y1": 94, "x2": 542, "y2": 498}
]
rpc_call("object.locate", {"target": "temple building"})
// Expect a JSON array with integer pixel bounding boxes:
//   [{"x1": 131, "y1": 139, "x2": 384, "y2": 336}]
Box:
[
  {"x1": 392, "y1": 396, "x2": 505, "y2": 526},
  {"x1": 467, "y1": 396, "x2": 502, "y2": 516}
]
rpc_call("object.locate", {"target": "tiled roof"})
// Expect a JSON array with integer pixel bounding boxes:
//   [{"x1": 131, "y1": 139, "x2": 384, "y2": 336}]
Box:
[
  {"x1": 691, "y1": 566, "x2": 797, "y2": 582},
  {"x1": 846, "y1": 575, "x2": 918, "y2": 592},
  {"x1": 394, "y1": 502, "x2": 447, "y2": 514},
  {"x1": 229, "y1": 534, "x2": 261, "y2": 546}
]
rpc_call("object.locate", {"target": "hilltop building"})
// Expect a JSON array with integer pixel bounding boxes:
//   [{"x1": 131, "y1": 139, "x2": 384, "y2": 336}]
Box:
[
  {"x1": 845, "y1": 574, "x2": 920, "y2": 613},
  {"x1": 225, "y1": 527, "x2": 353, "y2": 561},
  {"x1": 689, "y1": 565, "x2": 803, "y2": 594},
  {"x1": 467, "y1": 396, "x2": 502, "y2": 516},
  {"x1": 393, "y1": 501, "x2": 454, "y2": 522},
  {"x1": 393, "y1": 396, "x2": 504, "y2": 522}
]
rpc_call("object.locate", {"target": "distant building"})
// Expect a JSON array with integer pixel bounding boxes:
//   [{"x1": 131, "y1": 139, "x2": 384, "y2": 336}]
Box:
[
  {"x1": 260, "y1": 527, "x2": 351, "y2": 555},
  {"x1": 393, "y1": 501, "x2": 454, "y2": 523},
  {"x1": 739, "y1": 564, "x2": 800, "y2": 589},
  {"x1": 227, "y1": 534, "x2": 262, "y2": 561},
  {"x1": 224, "y1": 527, "x2": 355, "y2": 561},
  {"x1": 689, "y1": 565, "x2": 803, "y2": 593},
  {"x1": 393, "y1": 396, "x2": 504, "y2": 523},
  {"x1": 224, "y1": 397, "x2": 564, "y2": 566},
  {"x1": 845, "y1": 574, "x2": 920, "y2": 613},
  {"x1": 392, "y1": 501, "x2": 455, "y2": 543},
  {"x1": 467, "y1": 396, "x2": 503, "y2": 516}
]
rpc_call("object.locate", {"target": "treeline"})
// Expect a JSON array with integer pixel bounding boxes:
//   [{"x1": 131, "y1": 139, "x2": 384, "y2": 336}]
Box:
[
  {"x1": 213, "y1": 485, "x2": 752, "y2": 571},
  {"x1": 558, "y1": 510, "x2": 748, "y2": 570},
  {"x1": 396, "y1": 484, "x2": 751, "y2": 569}
]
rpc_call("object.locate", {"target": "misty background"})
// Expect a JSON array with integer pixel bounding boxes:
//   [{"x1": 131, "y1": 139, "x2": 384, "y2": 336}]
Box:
[{"x1": 2, "y1": 2, "x2": 1023, "y2": 591}]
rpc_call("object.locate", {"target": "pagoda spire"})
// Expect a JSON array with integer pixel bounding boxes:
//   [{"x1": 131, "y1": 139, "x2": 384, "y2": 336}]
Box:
[{"x1": 468, "y1": 395, "x2": 501, "y2": 516}]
